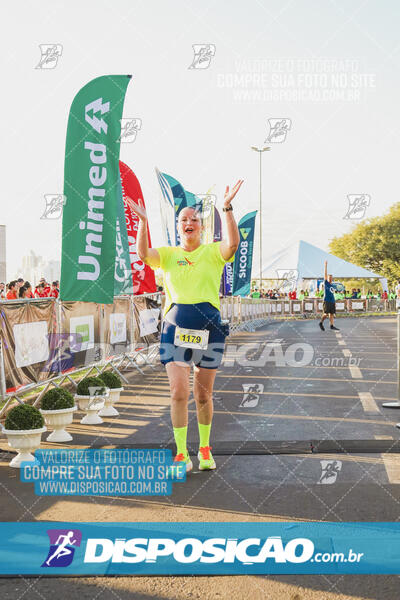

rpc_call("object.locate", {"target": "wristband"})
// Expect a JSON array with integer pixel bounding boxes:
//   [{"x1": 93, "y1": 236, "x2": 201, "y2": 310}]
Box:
[{"x1": 222, "y1": 205, "x2": 233, "y2": 212}]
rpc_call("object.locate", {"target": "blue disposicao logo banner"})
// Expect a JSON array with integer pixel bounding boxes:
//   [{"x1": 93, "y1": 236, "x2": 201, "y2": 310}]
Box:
[{"x1": 1, "y1": 522, "x2": 400, "y2": 575}]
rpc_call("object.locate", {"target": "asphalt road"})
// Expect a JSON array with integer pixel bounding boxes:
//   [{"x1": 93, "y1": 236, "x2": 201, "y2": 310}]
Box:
[{"x1": 1, "y1": 315, "x2": 399, "y2": 600}]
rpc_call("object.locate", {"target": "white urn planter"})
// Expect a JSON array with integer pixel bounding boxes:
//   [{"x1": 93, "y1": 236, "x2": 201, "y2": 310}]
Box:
[
  {"x1": 74, "y1": 393, "x2": 107, "y2": 425},
  {"x1": 40, "y1": 406, "x2": 77, "y2": 442},
  {"x1": 2, "y1": 426, "x2": 47, "y2": 468},
  {"x1": 98, "y1": 387, "x2": 124, "y2": 417}
]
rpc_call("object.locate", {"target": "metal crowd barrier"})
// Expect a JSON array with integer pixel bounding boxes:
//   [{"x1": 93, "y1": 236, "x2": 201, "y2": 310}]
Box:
[
  {"x1": 0, "y1": 293, "x2": 163, "y2": 416},
  {"x1": 0, "y1": 294, "x2": 396, "y2": 416}
]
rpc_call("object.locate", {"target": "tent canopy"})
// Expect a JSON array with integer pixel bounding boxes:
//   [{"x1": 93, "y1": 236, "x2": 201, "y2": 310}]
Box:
[{"x1": 261, "y1": 240, "x2": 382, "y2": 280}]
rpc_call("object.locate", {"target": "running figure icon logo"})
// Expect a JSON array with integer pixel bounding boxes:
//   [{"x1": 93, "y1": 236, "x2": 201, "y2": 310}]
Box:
[
  {"x1": 41, "y1": 529, "x2": 82, "y2": 567},
  {"x1": 188, "y1": 44, "x2": 216, "y2": 69},
  {"x1": 240, "y1": 383, "x2": 264, "y2": 408},
  {"x1": 344, "y1": 194, "x2": 371, "y2": 220},
  {"x1": 265, "y1": 118, "x2": 292, "y2": 143},
  {"x1": 318, "y1": 460, "x2": 342, "y2": 484},
  {"x1": 35, "y1": 44, "x2": 63, "y2": 69}
]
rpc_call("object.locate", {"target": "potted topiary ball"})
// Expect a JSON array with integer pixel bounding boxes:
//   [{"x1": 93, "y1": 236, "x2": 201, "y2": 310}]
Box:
[
  {"x1": 40, "y1": 388, "x2": 77, "y2": 443},
  {"x1": 74, "y1": 376, "x2": 109, "y2": 425},
  {"x1": 2, "y1": 404, "x2": 46, "y2": 468},
  {"x1": 98, "y1": 371, "x2": 124, "y2": 417}
]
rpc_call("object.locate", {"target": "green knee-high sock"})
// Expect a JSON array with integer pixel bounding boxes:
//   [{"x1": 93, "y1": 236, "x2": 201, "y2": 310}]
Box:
[
  {"x1": 198, "y1": 422, "x2": 212, "y2": 448},
  {"x1": 173, "y1": 426, "x2": 188, "y2": 456}
]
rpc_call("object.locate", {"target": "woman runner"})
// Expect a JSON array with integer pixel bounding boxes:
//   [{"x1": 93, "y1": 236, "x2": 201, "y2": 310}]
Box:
[{"x1": 127, "y1": 180, "x2": 243, "y2": 473}]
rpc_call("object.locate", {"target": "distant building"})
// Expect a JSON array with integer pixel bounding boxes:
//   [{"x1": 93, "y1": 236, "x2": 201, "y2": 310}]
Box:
[
  {"x1": 0, "y1": 225, "x2": 5, "y2": 282},
  {"x1": 18, "y1": 251, "x2": 60, "y2": 285}
]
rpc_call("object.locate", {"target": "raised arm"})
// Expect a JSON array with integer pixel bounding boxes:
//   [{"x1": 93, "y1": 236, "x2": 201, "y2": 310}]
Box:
[
  {"x1": 219, "y1": 180, "x2": 243, "y2": 260},
  {"x1": 125, "y1": 197, "x2": 160, "y2": 268},
  {"x1": 324, "y1": 260, "x2": 328, "y2": 280}
]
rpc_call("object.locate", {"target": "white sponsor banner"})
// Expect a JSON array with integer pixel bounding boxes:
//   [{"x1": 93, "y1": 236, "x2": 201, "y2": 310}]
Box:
[
  {"x1": 70, "y1": 315, "x2": 94, "y2": 353},
  {"x1": 139, "y1": 308, "x2": 160, "y2": 337},
  {"x1": 336, "y1": 302, "x2": 345, "y2": 311},
  {"x1": 293, "y1": 303, "x2": 301, "y2": 312},
  {"x1": 14, "y1": 321, "x2": 49, "y2": 368},
  {"x1": 110, "y1": 313, "x2": 127, "y2": 344},
  {"x1": 351, "y1": 301, "x2": 364, "y2": 310},
  {"x1": 304, "y1": 302, "x2": 314, "y2": 311}
]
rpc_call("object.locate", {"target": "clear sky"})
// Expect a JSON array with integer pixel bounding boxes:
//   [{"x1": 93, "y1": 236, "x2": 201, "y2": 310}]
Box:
[{"x1": 1, "y1": 0, "x2": 399, "y2": 280}]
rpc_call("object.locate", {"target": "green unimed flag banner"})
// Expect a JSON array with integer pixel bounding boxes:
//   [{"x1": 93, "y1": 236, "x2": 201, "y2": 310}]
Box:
[
  {"x1": 60, "y1": 74, "x2": 131, "y2": 303},
  {"x1": 114, "y1": 178, "x2": 134, "y2": 296},
  {"x1": 232, "y1": 210, "x2": 258, "y2": 297}
]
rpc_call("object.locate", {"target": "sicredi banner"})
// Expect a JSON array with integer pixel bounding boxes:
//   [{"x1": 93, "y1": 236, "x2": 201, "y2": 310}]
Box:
[
  {"x1": 119, "y1": 161, "x2": 157, "y2": 294},
  {"x1": 232, "y1": 211, "x2": 257, "y2": 297},
  {"x1": 60, "y1": 75, "x2": 131, "y2": 304}
]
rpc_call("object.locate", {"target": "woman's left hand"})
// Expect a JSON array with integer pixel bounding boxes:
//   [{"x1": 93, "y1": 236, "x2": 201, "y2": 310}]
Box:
[{"x1": 224, "y1": 180, "x2": 244, "y2": 208}]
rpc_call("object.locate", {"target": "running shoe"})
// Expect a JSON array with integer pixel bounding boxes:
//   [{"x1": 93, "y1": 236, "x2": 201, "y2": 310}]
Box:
[
  {"x1": 319, "y1": 322, "x2": 325, "y2": 331},
  {"x1": 198, "y1": 446, "x2": 216, "y2": 470},
  {"x1": 330, "y1": 325, "x2": 340, "y2": 330},
  {"x1": 167, "y1": 452, "x2": 193, "y2": 478}
]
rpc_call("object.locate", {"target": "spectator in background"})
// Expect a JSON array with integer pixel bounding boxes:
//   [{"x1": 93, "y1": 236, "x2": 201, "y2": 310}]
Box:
[
  {"x1": 49, "y1": 281, "x2": 59, "y2": 298},
  {"x1": 35, "y1": 282, "x2": 47, "y2": 298},
  {"x1": 24, "y1": 281, "x2": 34, "y2": 298},
  {"x1": 6, "y1": 281, "x2": 18, "y2": 300},
  {"x1": 19, "y1": 285, "x2": 28, "y2": 299},
  {"x1": 0, "y1": 282, "x2": 5, "y2": 299},
  {"x1": 16, "y1": 278, "x2": 24, "y2": 290}
]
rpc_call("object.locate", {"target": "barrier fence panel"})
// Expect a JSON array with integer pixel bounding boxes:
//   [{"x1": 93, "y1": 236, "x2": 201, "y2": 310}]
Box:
[
  {"x1": 60, "y1": 301, "x2": 102, "y2": 372},
  {"x1": 103, "y1": 297, "x2": 133, "y2": 360},
  {"x1": 0, "y1": 298, "x2": 57, "y2": 393},
  {"x1": 0, "y1": 293, "x2": 397, "y2": 406}
]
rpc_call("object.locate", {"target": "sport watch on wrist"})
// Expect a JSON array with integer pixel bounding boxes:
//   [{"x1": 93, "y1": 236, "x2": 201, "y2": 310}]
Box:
[{"x1": 222, "y1": 205, "x2": 233, "y2": 212}]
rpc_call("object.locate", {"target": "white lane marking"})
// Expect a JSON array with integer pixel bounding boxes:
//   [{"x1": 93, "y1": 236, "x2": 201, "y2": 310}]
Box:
[
  {"x1": 358, "y1": 391, "x2": 379, "y2": 413},
  {"x1": 342, "y1": 349, "x2": 352, "y2": 357},
  {"x1": 375, "y1": 435, "x2": 394, "y2": 440},
  {"x1": 350, "y1": 365, "x2": 363, "y2": 378},
  {"x1": 382, "y1": 455, "x2": 400, "y2": 484},
  {"x1": 336, "y1": 333, "x2": 342, "y2": 338},
  {"x1": 338, "y1": 340, "x2": 346, "y2": 346}
]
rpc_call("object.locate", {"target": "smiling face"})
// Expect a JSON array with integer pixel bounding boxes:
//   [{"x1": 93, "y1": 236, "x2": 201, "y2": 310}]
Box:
[{"x1": 178, "y1": 207, "x2": 203, "y2": 246}]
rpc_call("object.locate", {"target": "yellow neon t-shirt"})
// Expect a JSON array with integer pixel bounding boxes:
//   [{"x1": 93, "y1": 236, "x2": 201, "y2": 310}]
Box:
[{"x1": 153, "y1": 242, "x2": 234, "y2": 313}]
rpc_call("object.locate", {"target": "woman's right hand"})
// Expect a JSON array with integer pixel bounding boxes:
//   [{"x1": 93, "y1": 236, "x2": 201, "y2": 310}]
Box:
[{"x1": 126, "y1": 196, "x2": 147, "y2": 221}]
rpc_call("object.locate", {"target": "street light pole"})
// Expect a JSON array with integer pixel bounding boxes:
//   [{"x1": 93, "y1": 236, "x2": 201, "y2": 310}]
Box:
[{"x1": 251, "y1": 146, "x2": 270, "y2": 293}]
